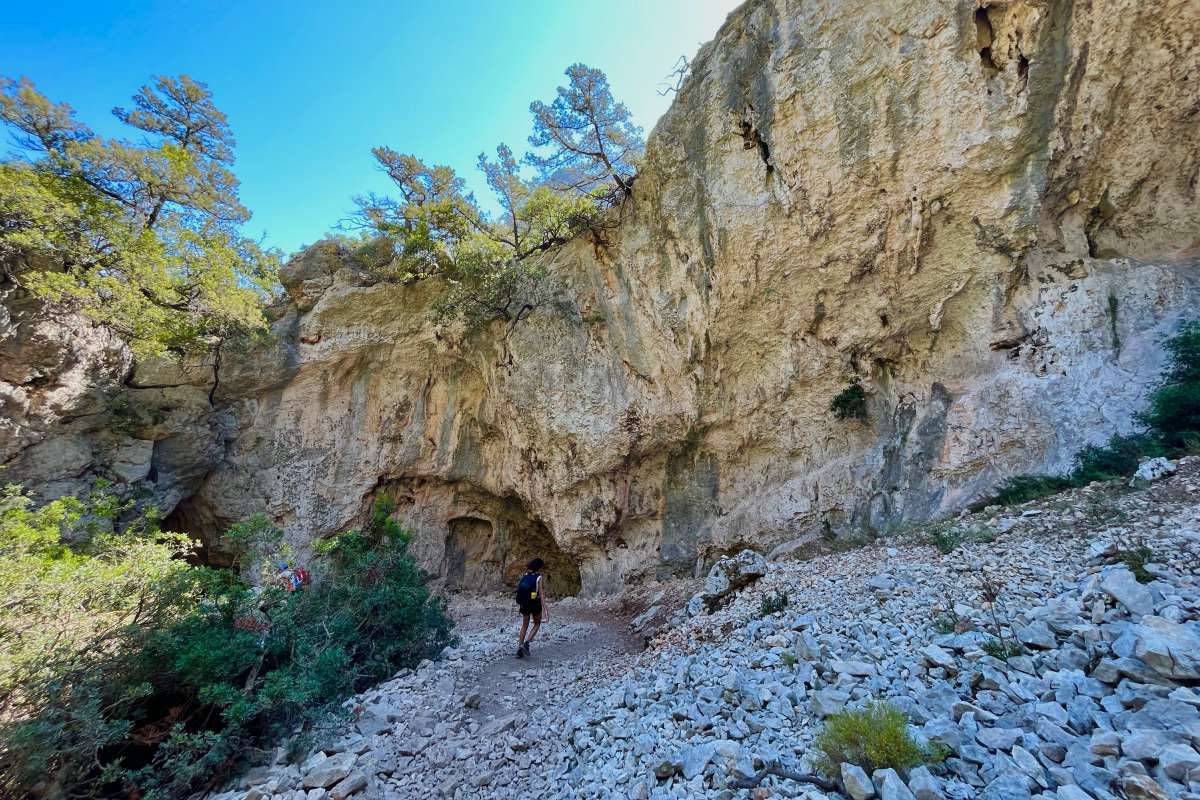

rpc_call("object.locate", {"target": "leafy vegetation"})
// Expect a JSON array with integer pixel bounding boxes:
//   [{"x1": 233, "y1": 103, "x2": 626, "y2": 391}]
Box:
[
  {"x1": 759, "y1": 590, "x2": 789, "y2": 617},
  {"x1": 1142, "y1": 320, "x2": 1200, "y2": 452},
  {"x1": 992, "y1": 475, "x2": 1075, "y2": 506},
  {"x1": 0, "y1": 75, "x2": 279, "y2": 357},
  {"x1": 813, "y1": 702, "x2": 936, "y2": 776},
  {"x1": 1117, "y1": 536, "x2": 1156, "y2": 584},
  {"x1": 993, "y1": 320, "x2": 1200, "y2": 505},
  {"x1": 0, "y1": 488, "x2": 451, "y2": 800},
  {"x1": 353, "y1": 64, "x2": 643, "y2": 330},
  {"x1": 830, "y1": 381, "x2": 868, "y2": 422},
  {"x1": 982, "y1": 637, "x2": 1025, "y2": 661}
]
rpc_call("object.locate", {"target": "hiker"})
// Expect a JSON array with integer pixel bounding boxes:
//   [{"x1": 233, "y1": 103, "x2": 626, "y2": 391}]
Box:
[{"x1": 515, "y1": 557, "x2": 548, "y2": 658}]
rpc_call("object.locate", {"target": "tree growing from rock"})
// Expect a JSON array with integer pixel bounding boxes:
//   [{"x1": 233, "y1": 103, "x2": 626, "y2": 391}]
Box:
[
  {"x1": 527, "y1": 63, "x2": 644, "y2": 202},
  {"x1": 0, "y1": 75, "x2": 278, "y2": 356},
  {"x1": 355, "y1": 64, "x2": 637, "y2": 330}
]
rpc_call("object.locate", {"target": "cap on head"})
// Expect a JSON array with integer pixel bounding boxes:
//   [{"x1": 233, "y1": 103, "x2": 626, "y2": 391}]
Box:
[{"x1": 527, "y1": 557, "x2": 545, "y2": 571}]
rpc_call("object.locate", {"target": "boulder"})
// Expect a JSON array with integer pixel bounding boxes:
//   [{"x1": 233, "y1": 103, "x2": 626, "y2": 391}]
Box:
[
  {"x1": 302, "y1": 752, "x2": 356, "y2": 789},
  {"x1": 1131, "y1": 457, "x2": 1177, "y2": 483},
  {"x1": 1132, "y1": 617, "x2": 1200, "y2": 679},
  {"x1": 841, "y1": 763, "x2": 876, "y2": 800},
  {"x1": 1101, "y1": 568, "x2": 1155, "y2": 618}
]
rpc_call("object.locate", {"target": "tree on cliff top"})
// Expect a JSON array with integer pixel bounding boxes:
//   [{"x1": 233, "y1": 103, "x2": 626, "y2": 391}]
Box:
[
  {"x1": 0, "y1": 75, "x2": 278, "y2": 357},
  {"x1": 354, "y1": 64, "x2": 636, "y2": 330},
  {"x1": 527, "y1": 63, "x2": 644, "y2": 202}
]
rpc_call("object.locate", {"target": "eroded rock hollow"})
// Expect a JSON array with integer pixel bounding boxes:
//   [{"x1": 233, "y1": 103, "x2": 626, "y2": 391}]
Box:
[{"x1": 4, "y1": 0, "x2": 1199, "y2": 593}]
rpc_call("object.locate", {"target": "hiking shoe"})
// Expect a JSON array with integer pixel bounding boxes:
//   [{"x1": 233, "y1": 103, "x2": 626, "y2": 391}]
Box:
[
  {"x1": 516, "y1": 645, "x2": 524, "y2": 659},
  {"x1": 522, "y1": 642, "x2": 531, "y2": 656}
]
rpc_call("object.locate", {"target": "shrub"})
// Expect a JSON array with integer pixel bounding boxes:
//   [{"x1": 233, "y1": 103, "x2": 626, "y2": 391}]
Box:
[
  {"x1": 931, "y1": 527, "x2": 963, "y2": 555},
  {"x1": 830, "y1": 381, "x2": 868, "y2": 422},
  {"x1": 1143, "y1": 320, "x2": 1200, "y2": 452},
  {"x1": 0, "y1": 489, "x2": 452, "y2": 800},
  {"x1": 982, "y1": 637, "x2": 1024, "y2": 661},
  {"x1": 813, "y1": 702, "x2": 932, "y2": 776},
  {"x1": 760, "y1": 591, "x2": 789, "y2": 617},
  {"x1": 1117, "y1": 537, "x2": 1156, "y2": 584},
  {"x1": 1072, "y1": 433, "x2": 1162, "y2": 484},
  {"x1": 993, "y1": 475, "x2": 1074, "y2": 506}
]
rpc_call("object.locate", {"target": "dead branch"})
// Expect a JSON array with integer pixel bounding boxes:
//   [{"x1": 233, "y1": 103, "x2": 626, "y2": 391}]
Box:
[{"x1": 729, "y1": 765, "x2": 838, "y2": 792}]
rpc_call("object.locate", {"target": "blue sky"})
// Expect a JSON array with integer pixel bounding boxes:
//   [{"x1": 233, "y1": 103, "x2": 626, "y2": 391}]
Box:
[{"x1": 3, "y1": 1, "x2": 741, "y2": 254}]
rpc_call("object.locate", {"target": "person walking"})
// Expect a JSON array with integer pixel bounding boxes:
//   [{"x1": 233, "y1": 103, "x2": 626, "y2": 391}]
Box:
[{"x1": 515, "y1": 558, "x2": 547, "y2": 658}]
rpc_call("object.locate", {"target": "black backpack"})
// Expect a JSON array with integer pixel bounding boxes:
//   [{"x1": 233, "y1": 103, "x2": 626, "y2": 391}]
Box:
[{"x1": 515, "y1": 572, "x2": 539, "y2": 604}]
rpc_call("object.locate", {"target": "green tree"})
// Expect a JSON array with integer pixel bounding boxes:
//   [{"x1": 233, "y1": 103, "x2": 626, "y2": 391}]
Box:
[
  {"x1": 0, "y1": 487, "x2": 452, "y2": 800},
  {"x1": 354, "y1": 65, "x2": 638, "y2": 331},
  {"x1": 356, "y1": 144, "x2": 602, "y2": 329},
  {"x1": 0, "y1": 75, "x2": 278, "y2": 356},
  {"x1": 1142, "y1": 320, "x2": 1200, "y2": 451},
  {"x1": 526, "y1": 63, "x2": 644, "y2": 202}
]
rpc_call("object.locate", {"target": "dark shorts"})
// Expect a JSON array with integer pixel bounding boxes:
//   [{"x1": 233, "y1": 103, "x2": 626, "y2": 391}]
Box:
[{"x1": 519, "y1": 600, "x2": 543, "y2": 617}]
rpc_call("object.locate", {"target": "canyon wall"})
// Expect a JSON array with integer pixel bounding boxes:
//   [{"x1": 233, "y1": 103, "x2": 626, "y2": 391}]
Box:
[{"x1": 3, "y1": 0, "x2": 1199, "y2": 593}]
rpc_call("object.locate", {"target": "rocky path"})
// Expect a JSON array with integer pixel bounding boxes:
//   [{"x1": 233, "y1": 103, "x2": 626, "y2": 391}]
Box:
[
  {"x1": 224, "y1": 457, "x2": 1200, "y2": 800},
  {"x1": 325, "y1": 599, "x2": 642, "y2": 800}
]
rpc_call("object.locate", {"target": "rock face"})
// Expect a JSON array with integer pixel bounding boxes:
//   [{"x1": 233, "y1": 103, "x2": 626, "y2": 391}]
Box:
[{"x1": 4, "y1": 0, "x2": 1200, "y2": 592}]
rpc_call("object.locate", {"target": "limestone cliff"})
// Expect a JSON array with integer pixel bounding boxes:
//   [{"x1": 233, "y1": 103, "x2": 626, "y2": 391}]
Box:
[{"x1": 3, "y1": 0, "x2": 1199, "y2": 593}]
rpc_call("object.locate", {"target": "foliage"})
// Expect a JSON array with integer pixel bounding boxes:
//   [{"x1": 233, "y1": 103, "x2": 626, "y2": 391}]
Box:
[
  {"x1": 992, "y1": 474, "x2": 1075, "y2": 506},
  {"x1": 1072, "y1": 433, "x2": 1162, "y2": 484},
  {"x1": 1117, "y1": 537, "x2": 1156, "y2": 584},
  {"x1": 982, "y1": 638, "x2": 1024, "y2": 661},
  {"x1": 0, "y1": 485, "x2": 203, "y2": 797},
  {"x1": 0, "y1": 489, "x2": 452, "y2": 800},
  {"x1": 526, "y1": 63, "x2": 644, "y2": 202},
  {"x1": 830, "y1": 381, "x2": 868, "y2": 422},
  {"x1": 1142, "y1": 320, "x2": 1200, "y2": 453},
  {"x1": 931, "y1": 527, "x2": 962, "y2": 555},
  {"x1": 0, "y1": 75, "x2": 279, "y2": 357},
  {"x1": 354, "y1": 65, "x2": 638, "y2": 330},
  {"x1": 759, "y1": 591, "x2": 789, "y2": 617},
  {"x1": 813, "y1": 702, "x2": 933, "y2": 776},
  {"x1": 991, "y1": 320, "x2": 1199, "y2": 505}
]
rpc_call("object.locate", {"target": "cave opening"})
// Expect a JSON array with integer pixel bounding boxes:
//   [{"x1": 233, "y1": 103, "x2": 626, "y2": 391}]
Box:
[{"x1": 440, "y1": 505, "x2": 581, "y2": 597}]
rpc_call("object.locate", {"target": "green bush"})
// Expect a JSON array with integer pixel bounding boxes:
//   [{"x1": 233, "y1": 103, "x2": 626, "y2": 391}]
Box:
[
  {"x1": 0, "y1": 489, "x2": 452, "y2": 800},
  {"x1": 993, "y1": 475, "x2": 1074, "y2": 505},
  {"x1": 830, "y1": 381, "x2": 869, "y2": 422},
  {"x1": 990, "y1": 320, "x2": 1199, "y2": 506},
  {"x1": 982, "y1": 637, "x2": 1024, "y2": 661},
  {"x1": 813, "y1": 702, "x2": 933, "y2": 776},
  {"x1": 931, "y1": 527, "x2": 963, "y2": 555},
  {"x1": 1072, "y1": 433, "x2": 1163, "y2": 484},
  {"x1": 760, "y1": 591, "x2": 789, "y2": 617},
  {"x1": 1143, "y1": 320, "x2": 1200, "y2": 452},
  {"x1": 1117, "y1": 537, "x2": 1156, "y2": 584}
]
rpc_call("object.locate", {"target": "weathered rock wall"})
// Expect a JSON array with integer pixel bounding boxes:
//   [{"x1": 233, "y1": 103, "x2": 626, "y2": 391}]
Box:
[{"x1": 3, "y1": 0, "x2": 1199, "y2": 593}]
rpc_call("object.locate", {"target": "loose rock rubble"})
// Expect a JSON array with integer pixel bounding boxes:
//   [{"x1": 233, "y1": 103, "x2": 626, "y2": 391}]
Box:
[
  {"x1": 560, "y1": 459, "x2": 1200, "y2": 799},
  {"x1": 219, "y1": 458, "x2": 1200, "y2": 800}
]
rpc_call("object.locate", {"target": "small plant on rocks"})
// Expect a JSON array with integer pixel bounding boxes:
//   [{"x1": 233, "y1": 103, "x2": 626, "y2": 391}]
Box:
[
  {"x1": 760, "y1": 590, "x2": 789, "y2": 617},
  {"x1": 982, "y1": 637, "x2": 1024, "y2": 661},
  {"x1": 1117, "y1": 536, "x2": 1156, "y2": 583},
  {"x1": 931, "y1": 526, "x2": 963, "y2": 554},
  {"x1": 813, "y1": 702, "x2": 933, "y2": 776},
  {"x1": 978, "y1": 571, "x2": 1023, "y2": 660}
]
